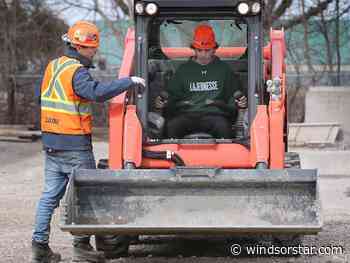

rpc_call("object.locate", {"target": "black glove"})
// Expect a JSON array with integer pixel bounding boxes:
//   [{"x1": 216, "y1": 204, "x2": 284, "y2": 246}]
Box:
[{"x1": 234, "y1": 90, "x2": 248, "y2": 109}]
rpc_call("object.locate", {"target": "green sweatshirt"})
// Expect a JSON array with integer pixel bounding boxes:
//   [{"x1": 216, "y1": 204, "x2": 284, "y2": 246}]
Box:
[{"x1": 167, "y1": 56, "x2": 241, "y2": 117}]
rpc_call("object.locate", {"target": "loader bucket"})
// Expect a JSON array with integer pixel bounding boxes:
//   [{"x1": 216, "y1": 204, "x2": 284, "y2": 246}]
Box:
[{"x1": 60, "y1": 168, "x2": 321, "y2": 235}]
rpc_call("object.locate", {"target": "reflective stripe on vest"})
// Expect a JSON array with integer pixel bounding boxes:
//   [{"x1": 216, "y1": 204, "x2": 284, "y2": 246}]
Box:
[
  {"x1": 41, "y1": 56, "x2": 92, "y2": 135},
  {"x1": 41, "y1": 100, "x2": 91, "y2": 116}
]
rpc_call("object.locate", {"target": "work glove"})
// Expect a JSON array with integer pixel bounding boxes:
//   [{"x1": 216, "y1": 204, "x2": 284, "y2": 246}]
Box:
[
  {"x1": 154, "y1": 96, "x2": 166, "y2": 110},
  {"x1": 130, "y1": 76, "x2": 146, "y2": 95},
  {"x1": 131, "y1": 76, "x2": 146, "y2": 86},
  {"x1": 154, "y1": 91, "x2": 169, "y2": 110},
  {"x1": 235, "y1": 96, "x2": 248, "y2": 109},
  {"x1": 233, "y1": 90, "x2": 248, "y2": 109}
]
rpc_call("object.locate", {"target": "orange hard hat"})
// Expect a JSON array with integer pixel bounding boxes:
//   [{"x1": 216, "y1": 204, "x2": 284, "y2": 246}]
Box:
[
  {"x1": 191, "y1": 24, "x2": 218, "y2": 49},
  {"x1": 65, "y1": 21, "x2": 100, "y2": 48}
]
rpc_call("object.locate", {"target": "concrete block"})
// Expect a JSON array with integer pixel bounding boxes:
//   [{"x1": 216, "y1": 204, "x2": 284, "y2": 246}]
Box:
[
  {"x1": 288, "y1": 122, "x2": 340, "y2": 146},
  {"x1": 298, "y1": 150, "x2": 350, "y2": 176},
  {"x1": 305, "y1": 86, "x2": 350, "y2": 143}
]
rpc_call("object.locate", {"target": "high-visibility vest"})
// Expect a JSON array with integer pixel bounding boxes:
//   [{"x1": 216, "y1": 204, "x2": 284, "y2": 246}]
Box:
[{"x1": 41, "y1": 56, "x2": 92, "y2": 135}]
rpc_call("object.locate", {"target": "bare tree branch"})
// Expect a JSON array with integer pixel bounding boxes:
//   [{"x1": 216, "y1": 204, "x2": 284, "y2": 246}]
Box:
[
  {"x1": 335, "y1": 0, "x2": 341, "y2": 85},
  {"x1": 273, "y1": 0, "x2": 294, "y2": 19},
  {"x1": 114, "y1": 0, "x2": 130, "y2": 16},
  {"x1": 301, "y1": 0, "x2": 317, "y2": 84},
  {"x1": 282, "y1": 0, "x2": 334, "y2": 29}
]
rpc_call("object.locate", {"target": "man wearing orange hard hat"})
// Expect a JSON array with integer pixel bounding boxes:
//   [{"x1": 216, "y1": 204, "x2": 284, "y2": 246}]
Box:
[
  {"x1": 155, "y1": 24, "x2": 247, "y2": 138},
  {"x1": 31, "y1": 21, "x2": 144, "y2": 263}
]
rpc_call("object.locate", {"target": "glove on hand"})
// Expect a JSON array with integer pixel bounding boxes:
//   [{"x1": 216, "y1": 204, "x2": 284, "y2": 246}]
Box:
[
  {"x1": 130, "y1": 76, "x2": 146, "y2": 95},
  {"x1": 131, "y1": 76, "x2": 146, "y2": 87}
]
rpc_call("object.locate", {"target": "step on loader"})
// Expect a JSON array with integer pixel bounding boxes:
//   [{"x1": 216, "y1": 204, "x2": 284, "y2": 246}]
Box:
[{"x1": 60, "y1": 0, "x2": 322, "y2": 253}]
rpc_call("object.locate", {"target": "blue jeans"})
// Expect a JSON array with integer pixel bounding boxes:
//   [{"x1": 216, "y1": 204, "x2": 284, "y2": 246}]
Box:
[{"x1": 32, "y1": 150, "x2": 96, "y2": 244}]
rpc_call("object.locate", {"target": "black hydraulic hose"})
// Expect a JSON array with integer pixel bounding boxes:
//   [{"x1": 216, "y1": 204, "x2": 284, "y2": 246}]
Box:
[
  {"x1": 142, "y1": 150, "x2": 165, "y2": 159},
  {"x1": 171, "y1": 153, "x2": 185, "y2": 166},
  {"x1": 142, "y1": 150, "x2": 185, "y2": 166}
]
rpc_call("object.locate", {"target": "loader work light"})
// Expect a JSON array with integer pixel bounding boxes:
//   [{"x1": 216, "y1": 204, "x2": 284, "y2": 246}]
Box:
[
  {"x1": 237, "y1": 2, "x2": 250, "y2": 15},
  {"x1": 145, "y1": 3, "x2": 158, "y2": 15},
  {"x1": 135, "y1": 2, "x2": 145, "y2": 15},
  {"x1": 251, "y1": 2, "x2": 261, "y2": 14}
]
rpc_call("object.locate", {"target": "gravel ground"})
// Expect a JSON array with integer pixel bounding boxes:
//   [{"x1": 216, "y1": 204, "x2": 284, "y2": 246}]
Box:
[{"x1": 0, "y1": 139, "x2": 349, "y2": 263}]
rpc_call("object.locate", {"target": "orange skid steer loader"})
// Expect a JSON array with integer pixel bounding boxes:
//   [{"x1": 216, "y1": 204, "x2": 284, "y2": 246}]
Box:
[{"x1": 60, "y1": 0, "x2": 321, "y2": 248}]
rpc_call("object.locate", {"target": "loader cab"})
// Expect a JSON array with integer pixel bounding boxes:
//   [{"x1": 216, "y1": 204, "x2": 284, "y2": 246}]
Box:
[{"x1": 133, "y1": 0, "x2": 264, "y2": 143}]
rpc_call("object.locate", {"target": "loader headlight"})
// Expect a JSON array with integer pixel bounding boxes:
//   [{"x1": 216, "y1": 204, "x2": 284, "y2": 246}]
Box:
[
  {"x1": 135, "y1": 2, "x2": 145, "y2": 15},
  {"x1": 145, "y1": 3, "x2": 158, "y2": 15},
  {"x1": 237, "y1": 2, "x2": 250, "y2": 15},
  {"x1": 251, "y1": 2, "x2": 261, "y2": 14}
]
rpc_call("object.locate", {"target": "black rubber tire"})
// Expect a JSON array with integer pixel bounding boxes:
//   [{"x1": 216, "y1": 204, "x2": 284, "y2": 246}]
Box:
[
  {"x1": 97, "y1": 159, "x2": 109, "y2": 169},
  {"x1": 284, "y1": 152, "x2": 301, "y2": 168},
  {"x1": 95, "y1": 235, "x2": 130, "y2": 258},
  {"x1": 272, "y1": 234, "x2": 303, "y2": 256}
]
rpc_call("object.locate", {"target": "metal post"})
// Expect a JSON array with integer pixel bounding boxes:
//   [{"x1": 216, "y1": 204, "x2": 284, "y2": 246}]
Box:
[
  {"x1": 247, "y1": 15, "x2": 263, "y2": 126},
  {"x1": 135, "y1": 16, "x2": 150, "y2": 135}
]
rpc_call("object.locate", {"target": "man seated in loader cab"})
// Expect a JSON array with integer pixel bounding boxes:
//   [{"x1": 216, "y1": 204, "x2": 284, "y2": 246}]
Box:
[{"x1": 155, "y1": 24, "x2": 247, "y2": 139}]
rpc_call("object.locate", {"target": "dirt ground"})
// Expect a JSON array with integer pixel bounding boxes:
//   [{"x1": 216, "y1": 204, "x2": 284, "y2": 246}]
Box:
[{"x1": 1, "y1": 139, "x2": 350, "y2": 263}]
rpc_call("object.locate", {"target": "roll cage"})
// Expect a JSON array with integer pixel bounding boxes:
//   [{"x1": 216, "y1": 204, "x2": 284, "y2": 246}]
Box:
[{"x1": 132, "y1": 0, "x2": 264, "y2": 141}]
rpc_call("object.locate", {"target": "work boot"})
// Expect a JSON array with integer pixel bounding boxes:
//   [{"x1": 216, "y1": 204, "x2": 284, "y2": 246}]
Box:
[
  {"x1": 31, "y1": 240, "x2": 61, "y2": 263},
  {"x1": 72, "y1": 242, "x2": 105, "y2": 263}
]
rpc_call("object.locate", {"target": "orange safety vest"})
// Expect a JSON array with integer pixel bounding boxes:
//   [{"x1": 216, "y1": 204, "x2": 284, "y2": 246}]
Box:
[{"x1": 41, "y1": 56, "x2": 92, "y2": 135}]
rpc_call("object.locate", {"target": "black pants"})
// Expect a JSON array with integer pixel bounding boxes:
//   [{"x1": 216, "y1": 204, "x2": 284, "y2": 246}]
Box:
[{"x1": 167, "y1": 113, "x2": 232, "y2": 139}]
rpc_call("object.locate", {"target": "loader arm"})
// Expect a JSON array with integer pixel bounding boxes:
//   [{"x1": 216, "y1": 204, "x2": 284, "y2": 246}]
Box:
[
  {"x1": 109, "y1": 28, "x2": 135, "y2": 169},
  {"x1": 268, "y1": 29, "x2": 287, "y2": 169}
]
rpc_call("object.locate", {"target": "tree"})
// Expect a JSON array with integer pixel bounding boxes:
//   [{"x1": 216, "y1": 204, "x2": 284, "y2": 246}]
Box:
[
  {"x1": 284, "y1": 0, "x2": 350, "y2": 123},
  {"x1": 276, "y1": 0, "x2": 335, "y2": 30},
  {"x1": 0, "y1": 0, "x2": 67, "y2": 123},
  {"x1": 55, "y1": 0, "x2": 336, "y2": 30}
]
